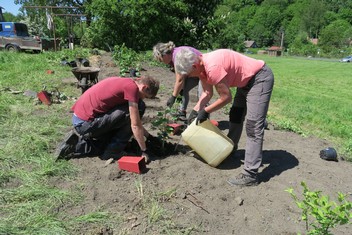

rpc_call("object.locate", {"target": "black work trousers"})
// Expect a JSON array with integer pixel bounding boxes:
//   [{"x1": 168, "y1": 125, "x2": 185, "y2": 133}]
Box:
[{"x1": 74, "y1": 100, "x2": 145, "y2": 156}]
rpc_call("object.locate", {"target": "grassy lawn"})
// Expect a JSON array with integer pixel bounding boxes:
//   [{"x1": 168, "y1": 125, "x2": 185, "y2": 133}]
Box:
[
  {"x1": 254, "y1": 55, "x2": 352, "y2": 158},
  {"x1": 0, "y1": 50, "x2": 104, "y2": 234},
  {"x1": 0, "y1": 49, "x2": 351, "y2": 234}
]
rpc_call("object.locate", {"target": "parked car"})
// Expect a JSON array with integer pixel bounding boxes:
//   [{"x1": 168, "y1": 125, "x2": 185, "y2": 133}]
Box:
[
  {"x1": 340, "y1": 55, "x2": 352, "y2": 62},
  {"x1": 0, "y1": 22, "x2": 57, "y2": 52}
]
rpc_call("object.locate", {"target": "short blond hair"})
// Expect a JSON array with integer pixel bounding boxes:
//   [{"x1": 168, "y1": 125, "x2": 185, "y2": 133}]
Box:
[{"x1": 153, "y1": 41, "x2": 176, "y2": 61}]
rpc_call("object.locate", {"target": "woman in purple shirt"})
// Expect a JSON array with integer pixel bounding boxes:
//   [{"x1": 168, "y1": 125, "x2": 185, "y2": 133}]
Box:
[{"x1": 153, "y1": 41, "x2": 202, "y2": 121}]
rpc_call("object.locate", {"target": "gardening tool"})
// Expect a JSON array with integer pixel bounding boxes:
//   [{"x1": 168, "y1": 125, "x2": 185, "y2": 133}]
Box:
[{"x1": 71, "y1": 67, "x2": 100, "y2": 94}]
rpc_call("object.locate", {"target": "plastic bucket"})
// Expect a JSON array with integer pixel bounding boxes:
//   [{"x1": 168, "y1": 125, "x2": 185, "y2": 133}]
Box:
[{"x1": 181, "y1": 119, "x2": 234, "y2": 167}]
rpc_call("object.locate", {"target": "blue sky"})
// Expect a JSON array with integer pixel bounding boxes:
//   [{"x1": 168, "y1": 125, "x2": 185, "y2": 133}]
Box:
[{"x1": 1, "y1": 1, "x2": 21, "y2": 15}]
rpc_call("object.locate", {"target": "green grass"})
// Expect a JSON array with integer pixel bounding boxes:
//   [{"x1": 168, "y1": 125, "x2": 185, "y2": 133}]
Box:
[
  {"x1": 251, "y1": 55, "x2": 352, "y2": 158},
  {"x1": 0, "y1": 50, "x2": 90, "y2": 234},
  {"x1": 0, "y1": 49, "x2": 351, "y2": 234}
]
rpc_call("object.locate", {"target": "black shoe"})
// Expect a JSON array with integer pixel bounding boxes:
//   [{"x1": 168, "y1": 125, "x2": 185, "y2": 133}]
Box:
[
  {"x1": 230, "y1": 144, "x2": 238, "y2": 154},
  {"x1": 54, "y1": 130, "x2": 79, "y2": 161},
  {"x1": 175, "y1": 110, "x2": 187, "y2": 121},
  {"x1": 101, "y1": 149, "x2": 127, "y2": 161},
  {"x1": 227, "y1": 173, "x2": 258, "y2": 186}
]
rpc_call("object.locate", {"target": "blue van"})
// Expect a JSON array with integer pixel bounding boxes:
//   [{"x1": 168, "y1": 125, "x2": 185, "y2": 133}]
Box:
[
  {"x1": 0, "y1": 22, "x2": 43, "y2": 52},
  {"x1": 0, "y1": 22, "x2": 30, "y2": 37}
]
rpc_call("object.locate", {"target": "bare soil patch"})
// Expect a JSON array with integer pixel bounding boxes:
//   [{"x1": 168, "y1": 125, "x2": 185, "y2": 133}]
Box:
[{"x1": 56, "y1": 52, "x2": 352, "y2": 235}]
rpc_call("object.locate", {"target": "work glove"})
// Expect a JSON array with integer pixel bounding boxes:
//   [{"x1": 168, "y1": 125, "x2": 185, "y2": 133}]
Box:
[
  {"x1": 166, "y1": 95, "x2": 177, "y2": 107},
  {"x1": 141, "y1": 149, "x2": 154, "y2": 164},
  {"x1": 196, "y1": 109, "x2": 209, "y2": 125},
  {"x1": 187, "y1": 110, "x2": 198, "y2": 125},
  {"x1": 146, "y1": 134, "x2": 164, "y2": 154}
]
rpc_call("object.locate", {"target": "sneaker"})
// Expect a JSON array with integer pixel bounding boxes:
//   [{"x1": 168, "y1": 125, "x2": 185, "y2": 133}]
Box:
[
  {"x1": 227, "y1": 173, "x2": 258, "y2": 186},
  {"x1": 54, "y1": 130, "x2": 79, "y2": 161}
]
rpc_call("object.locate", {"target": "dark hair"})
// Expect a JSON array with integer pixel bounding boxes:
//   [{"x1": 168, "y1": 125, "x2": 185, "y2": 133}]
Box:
[{"x1": 139, "y1": 75, "x2": 160, "y2": 98}]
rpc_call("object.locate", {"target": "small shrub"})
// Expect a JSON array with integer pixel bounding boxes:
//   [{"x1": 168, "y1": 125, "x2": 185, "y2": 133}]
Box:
[
  {"x1": 150, "y1": 99, "x2": 181, "y2": 152},
  {"x1": 112, "y1": 44, "x2": 140, "y2": 76},
  {"x1": 285, "y1": 181, "x2": 352, "y2": 235},
  {"x1": 151, "y1": 108, "x2": 175, "y2": 150}
]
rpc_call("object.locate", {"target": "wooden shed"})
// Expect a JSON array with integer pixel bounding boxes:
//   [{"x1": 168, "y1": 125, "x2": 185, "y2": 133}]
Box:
[
  {"x1": 244, "y1": 40, "x2": 258, "y2": 48},
  {"x1": 267, "y1": 46, "x2": 282, "y2": 56}
]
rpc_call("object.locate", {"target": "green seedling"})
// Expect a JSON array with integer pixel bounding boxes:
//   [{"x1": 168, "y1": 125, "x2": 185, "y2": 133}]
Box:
[
  {"x1": 151, "y1": 107, "x2": 174, "y2": 151},
  {"x1": 151, "y1": 97, "x2": 181, "y2": 152},
  {"x1": 112, "y1": 43, "x2": 140, "y2": 76},
  {"x1": 285, "y1": 181, "x2": 352, "y2": 235}
]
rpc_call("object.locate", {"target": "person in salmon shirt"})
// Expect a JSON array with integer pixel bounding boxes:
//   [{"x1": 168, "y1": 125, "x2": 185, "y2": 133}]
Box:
[{"x1": 175, "y1": 48, "x2": 274, "y2": 186}]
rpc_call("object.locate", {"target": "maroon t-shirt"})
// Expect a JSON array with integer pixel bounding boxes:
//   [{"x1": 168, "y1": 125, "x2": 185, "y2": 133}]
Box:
[{"x1": 71, "y1": 77, "x2": 139, "y2": 121}]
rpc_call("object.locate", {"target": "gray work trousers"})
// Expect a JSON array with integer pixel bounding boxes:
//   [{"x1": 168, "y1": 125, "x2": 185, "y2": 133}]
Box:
[
  {"x1": 179, "y1": 77, "x2": 202, "y2": 112},
  {"x1": 227, "y1": 64, "x2": 274, "y2": 176}
]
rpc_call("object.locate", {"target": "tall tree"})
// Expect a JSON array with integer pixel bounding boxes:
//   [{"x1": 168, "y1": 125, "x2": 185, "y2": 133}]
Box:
[
  {"x1": 1, "y1": 12, "x2": 23, "y2": 22},
  {"x1": 319, "y1": 19, "x2": 352, "y2": 49},
  {"x1": 248, "y1": 1, "x2": 287, "y2": 47},
  {"x1": 208, "y1": 0, "x2": 258, "y2": 49},
  {"x1": 14, "y1": 0, "x2": 90, "y2": 38},
  {"x1": 86, "y1": 0, "x2": 188, "y2": 51},
  {"x1": 182, "y1": 0, "x2": 224, "y2": 47},
  {"x1": 301, "y1": 0, "x2": 326, "y2": 38}
]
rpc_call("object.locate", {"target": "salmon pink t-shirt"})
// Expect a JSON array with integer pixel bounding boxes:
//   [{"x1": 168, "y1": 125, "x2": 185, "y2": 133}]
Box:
[
  {"x1": 201, "y1": 49, "x2": 265, "y2": 88},
  {"x1": 71, "y1": 77, "x2": 139, "y2": 121}
]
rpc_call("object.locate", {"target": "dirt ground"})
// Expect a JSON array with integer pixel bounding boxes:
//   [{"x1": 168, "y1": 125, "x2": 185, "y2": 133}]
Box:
[{"x1": 57, "y1": 52, "x2": 352, "y2": 235}]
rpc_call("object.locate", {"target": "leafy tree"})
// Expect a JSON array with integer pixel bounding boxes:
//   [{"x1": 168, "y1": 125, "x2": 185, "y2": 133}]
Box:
[
  {"x1": 248, "y1": 3, "x2": 285, "y2": 47},
  {"x1": 205, "y1": 4, "x2": 230, "y2": 49},
  {"x1": 279, "y1": 0, "x2": 307, "y2": 47},
  {"x1": 301, "y1": 0, "x2": 326, "y2": 38},
  {"x1": 9, "y1": 0, "x2": 352, "y2": 56},
  {"x1": 337, "y1": 4, "x2": 352, "y2": 25},
  {"x1": 86, "y1": 0, "x2": 189, "y2": 51},
  {"x1": 289, "y1": 32, "x2": 318, "y2": 56},
  {"x1": 208, "y1": 0, "x2": 258, "y2": 50},
  {"x1": 1, "y1": 12, "x2": 22, "y2": 22},
  {"x1": 14, "y1": 0, "x2": 89, "y2": 39},
  {"x1": 182, "y1": 0, "x2": 222, "y2": 48},
  {"x1": 319, "y1": 19, "x2": 352, "y2": 52}
]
